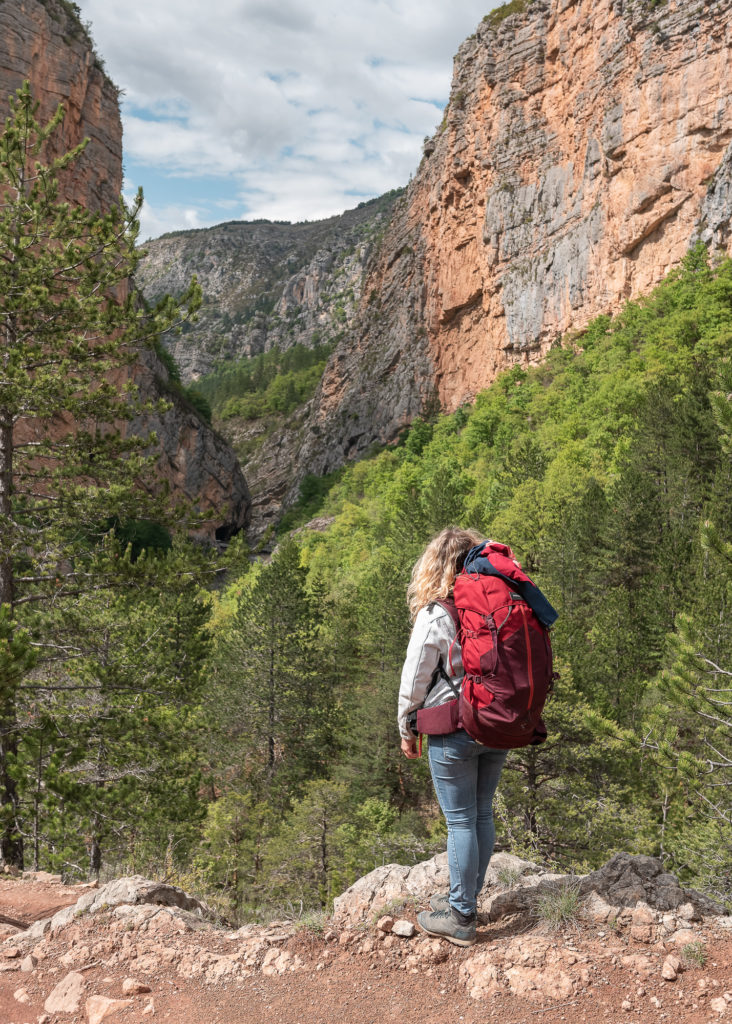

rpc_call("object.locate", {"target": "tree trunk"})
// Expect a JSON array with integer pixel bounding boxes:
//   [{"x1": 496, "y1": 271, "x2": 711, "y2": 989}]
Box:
[
  {"x1": 33, "y1": 737, "x2": 43, "y2": 871},
  {"x1": 268, "y1": 647, "x2": 275, "y2": 772},
  {"x1": 0, "y1": 416, "x2": 13, "y2": 609}
]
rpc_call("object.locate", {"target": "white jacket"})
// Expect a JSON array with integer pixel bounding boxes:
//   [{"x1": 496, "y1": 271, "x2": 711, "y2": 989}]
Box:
[{"x1": 397, "y1": 602, "x2": 464, "y2": 739}]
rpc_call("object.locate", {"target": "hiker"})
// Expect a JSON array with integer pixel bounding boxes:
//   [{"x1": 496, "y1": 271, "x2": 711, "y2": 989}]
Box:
[{"x1": 398, "y1": 526, "x2": 508, "y2": 947}]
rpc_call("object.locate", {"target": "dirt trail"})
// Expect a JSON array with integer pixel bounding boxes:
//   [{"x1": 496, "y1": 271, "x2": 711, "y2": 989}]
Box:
[{"x1": 1, "y1": 874, "x2": 730, "y2": 1024}]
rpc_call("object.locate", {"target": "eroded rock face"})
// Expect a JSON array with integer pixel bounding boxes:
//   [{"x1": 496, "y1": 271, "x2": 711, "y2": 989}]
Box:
[
  {"x1": 294, "y1": 0, "x2": 732, "y2": 485},
  {"x1": 129, "y1": 348, "x2": 251, "y2": 542},
  {"x1": 0, "y1": 0, "x2": 122, "y2": 214},
  {"x1": 0, "y1": 0, "x2": 250, "y2": 540}
]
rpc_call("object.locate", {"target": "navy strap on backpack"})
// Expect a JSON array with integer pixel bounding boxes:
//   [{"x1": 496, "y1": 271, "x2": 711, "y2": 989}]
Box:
[{"x1": 463, "y1": 544, "x2": 558, "y2": 628}]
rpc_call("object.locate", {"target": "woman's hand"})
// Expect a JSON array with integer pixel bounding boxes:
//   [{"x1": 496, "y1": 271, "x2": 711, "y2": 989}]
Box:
[{"x1": 401, "y1": 736, "x2": 419, "y2": 759}]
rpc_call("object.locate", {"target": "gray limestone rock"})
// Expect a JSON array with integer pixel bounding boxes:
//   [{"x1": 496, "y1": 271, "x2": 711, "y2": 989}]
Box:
[
  {"x1": 692, "y1": 140, "x2": 732, "y2": 250},
  {"x1": 27, "y1": 875, "x2": 213, "y2": 941},
  {"x1": 332, "y1": 850, "x2": 724, "y2": 928}
]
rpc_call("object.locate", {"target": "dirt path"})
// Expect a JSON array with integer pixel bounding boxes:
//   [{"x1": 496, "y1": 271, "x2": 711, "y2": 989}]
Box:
[
  {"x1": 1, "y1": 874, "x2": 730, "y2": 1024},
  {"x1": 0, "y1": 874, "x2": 87, "y2": 932}
]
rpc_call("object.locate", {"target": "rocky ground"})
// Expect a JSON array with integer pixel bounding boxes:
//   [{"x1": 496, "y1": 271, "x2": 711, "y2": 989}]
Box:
[{"x1": 1, "y1": 854, "x2": 730, "y2": 1024}]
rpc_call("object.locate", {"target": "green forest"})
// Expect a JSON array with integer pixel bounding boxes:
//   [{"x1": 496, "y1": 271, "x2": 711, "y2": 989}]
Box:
[
  {"x1": 197, "y1": 342, "x2": 334, "y2": 422},
  {"x1": 1, "y1": 85, "x2": 730, "y2": 922}
]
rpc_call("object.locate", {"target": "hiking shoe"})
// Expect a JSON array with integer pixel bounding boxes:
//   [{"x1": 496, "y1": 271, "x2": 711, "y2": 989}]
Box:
[
  {"x1": 429, "y1": 892, "x2": 450, "y2": 913},
  {"x1": 417, "y1": 906, "x2": 477, "y2": 946}
]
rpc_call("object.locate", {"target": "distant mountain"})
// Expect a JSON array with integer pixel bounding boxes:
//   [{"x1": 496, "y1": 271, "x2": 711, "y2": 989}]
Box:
[{"x1": 134, "y1": 191, "x2": 403, "y2": 383}]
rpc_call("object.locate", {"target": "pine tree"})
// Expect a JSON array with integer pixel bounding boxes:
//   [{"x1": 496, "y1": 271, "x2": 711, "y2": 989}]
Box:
[
  {"x1": 20, "y1": 557, "x2": 212, "y2": 876},
  {"x1": 208, "y1": 542, "x2": 335, "y2": 803},
  {"x1": 648, "y1": 363, "x2": 732, "y2": 900},
  {"x1": 0, "y1": 83, "x2": 201, "y2": 865}
]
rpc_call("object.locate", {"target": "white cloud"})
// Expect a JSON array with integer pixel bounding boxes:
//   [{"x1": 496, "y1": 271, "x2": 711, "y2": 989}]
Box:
[{"x1": 78, "y1": 0, "x2": 498, "y2": 232}]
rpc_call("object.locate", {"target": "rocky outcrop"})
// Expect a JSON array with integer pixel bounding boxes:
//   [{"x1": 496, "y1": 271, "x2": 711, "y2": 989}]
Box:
[
  {"x1": 331, "y1": 850, "x2": 725, "y2": 928},
  {"x1": 25, "y1": 874, "x2": 212, "y2": 942},
  {"x1": 135, "y1": 191, "x2": 401, "y2": 382},
  {"x1": 0, "y1": 0, "x2": 250, "y2": 540},
  {"x1": 293, "y1": 0, "x2": 732, "y2": 485},
  {"x1": 131, "y1": 348, "x2": 251, "y2": 542},
  {"x1": 3, "y1": 866, "x2": 731, "y2": 1016}
]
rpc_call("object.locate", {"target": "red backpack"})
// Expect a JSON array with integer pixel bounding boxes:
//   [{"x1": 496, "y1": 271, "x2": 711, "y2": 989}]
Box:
[{"x1": 419, "y1": 541, "x2": 558, "y2": 749}]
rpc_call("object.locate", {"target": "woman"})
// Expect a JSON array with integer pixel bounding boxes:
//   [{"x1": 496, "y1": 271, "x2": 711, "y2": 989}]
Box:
[{"x1": 398, "y1": 526, "x2": 508, "y2": 947}]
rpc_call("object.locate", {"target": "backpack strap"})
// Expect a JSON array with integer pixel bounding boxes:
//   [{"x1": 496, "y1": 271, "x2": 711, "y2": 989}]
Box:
[
  {"x1": 432, "y1": 597, "x2": 462, "y2": 695},
  {"x1": 434, "y1": 596, "x2": 460, "y2": 634},
  {"x1": 462, "y1": 545, "x2": 559, "y2": 628}
]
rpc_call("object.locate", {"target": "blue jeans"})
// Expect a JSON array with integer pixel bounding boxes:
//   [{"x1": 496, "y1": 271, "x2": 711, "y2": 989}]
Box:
[{"x1": 428, "y1": 730, "x2": 507, "y2": 917}]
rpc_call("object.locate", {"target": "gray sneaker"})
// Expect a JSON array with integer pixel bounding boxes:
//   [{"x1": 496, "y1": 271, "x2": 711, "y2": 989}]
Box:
[
  {"x1": 429, "y1": 892, "x2": 450, "y2": 913},
  {"x1": 417, "y1": 906, "x2": 477, "y2": 946}
]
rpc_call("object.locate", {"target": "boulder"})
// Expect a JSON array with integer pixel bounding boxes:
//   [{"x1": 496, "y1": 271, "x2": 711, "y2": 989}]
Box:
[
  {"x1": 332, "y1": 851, "x2": 538, "y2": 925},
  {"x1": 482, "y1": 871, "x2": 569, "y2": 921},
  {"x1": 44, "y1": 970, "x2": 86, "y2": 1014},
  {"x1": 331, "y1": 856, "x2": 446, "y2": 926},
  {"x1": 578, "y1": 854, "x2": 722, "y2": 915},
  {"x1": 28, "y1": 875, "x2": 213, "y2": 940},
  {"x1": 85, "y1": 995, "x2": 133, "y2": 1024}
]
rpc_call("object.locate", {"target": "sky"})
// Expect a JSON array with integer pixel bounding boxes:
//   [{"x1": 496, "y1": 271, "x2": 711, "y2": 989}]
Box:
[{"x1": 75, "y1": 0, "x2": 497, "y2": 240}]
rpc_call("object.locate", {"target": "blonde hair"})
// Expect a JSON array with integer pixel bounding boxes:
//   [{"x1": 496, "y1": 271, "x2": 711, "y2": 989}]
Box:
[{"x1": 407, "y1": 526, "x2": 484, "y2": 621}]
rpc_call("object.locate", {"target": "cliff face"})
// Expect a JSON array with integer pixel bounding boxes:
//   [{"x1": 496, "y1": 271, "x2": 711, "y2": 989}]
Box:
[
  {"x1": 0, "y1": 0, "x2": 122, "y2": 213},
  {"x1": 130, "y1": 350, "x2": 251, "y2": 543},
  {"x1": 135, "y1": 192, "x2": 401, "y2": 383},
  {"x1": 296, "y1": 0, "x2": 732, "y2": 483},
  {"x1": 0, "y1": 0, "x2": 250, "y2": 540}
]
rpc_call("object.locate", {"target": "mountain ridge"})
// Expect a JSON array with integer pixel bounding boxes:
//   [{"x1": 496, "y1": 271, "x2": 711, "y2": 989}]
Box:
[{"x1": 135, "y1": 191, "x2": 403, "y2": 383}]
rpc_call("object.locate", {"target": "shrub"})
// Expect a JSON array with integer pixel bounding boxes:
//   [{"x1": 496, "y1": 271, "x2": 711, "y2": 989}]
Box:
[{"x1": 533, "y1": 882, "x2": 582, "y2": 930}]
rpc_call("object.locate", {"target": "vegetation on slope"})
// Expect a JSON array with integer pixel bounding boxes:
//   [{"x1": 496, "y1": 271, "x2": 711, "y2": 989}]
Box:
[
  {"x1": 197, "y1": 342, "x2": 333, "y2": 422},
  {"x1": 6, "y1": 88, "x2": 729, "y2": 919},
  {"x1": 483, "y1": 0, "x2": 538, "y2": 29},
  {"x1": 0, "y1": 83, "x2": 211, "y2": 875},
  {"x1": 153, "y1": 338, "x2": 213, "y2": 423},
  {"x1": 188, "y1": 246, "x2": 731, "y2": 917}
]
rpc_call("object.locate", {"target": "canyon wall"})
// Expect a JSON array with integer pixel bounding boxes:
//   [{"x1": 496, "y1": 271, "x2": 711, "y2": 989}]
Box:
[
  {"x1": 0, "y1": 0, "x2": 250, "y2": 540},
  {"x1": 0, "y1": 0, "x2": 122, "y2": 213},
  {"x1": 295, "y1": 0, "x2": 732, "y2": 484}
]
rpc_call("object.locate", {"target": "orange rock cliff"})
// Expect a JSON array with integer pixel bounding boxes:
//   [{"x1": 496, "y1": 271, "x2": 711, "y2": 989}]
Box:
[
  {"x1": 294, "y1": 0, "x2": 732, "y2": 485},
  {"x1": 0, "y1": 0, "x2": 250, "y2": 540}
]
